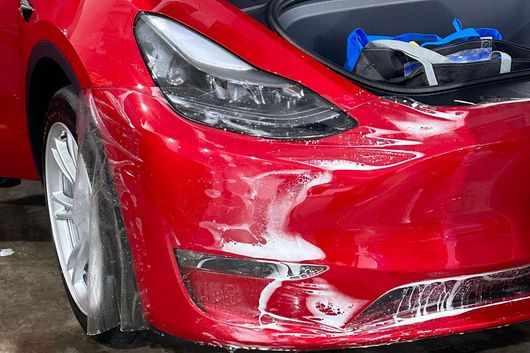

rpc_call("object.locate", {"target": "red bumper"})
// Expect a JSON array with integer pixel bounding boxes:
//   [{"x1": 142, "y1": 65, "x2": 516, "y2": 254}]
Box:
[{"x1": 86, "y1": 87, "x2": 530, "y2": 349}]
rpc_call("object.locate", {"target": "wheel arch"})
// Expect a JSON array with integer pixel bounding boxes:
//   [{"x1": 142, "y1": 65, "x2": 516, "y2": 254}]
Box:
[{"x1": 26, "y1": 41, "x2": 82, "y2": 177}]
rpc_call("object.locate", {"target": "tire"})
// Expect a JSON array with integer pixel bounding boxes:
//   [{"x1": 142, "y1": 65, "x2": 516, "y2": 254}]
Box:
[{"x1": 42, "y1": 86, "x2": 153, "y2": 348}]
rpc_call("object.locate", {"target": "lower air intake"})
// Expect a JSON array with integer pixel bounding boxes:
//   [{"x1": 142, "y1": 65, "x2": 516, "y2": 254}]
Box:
[{"x1": 351, "y1": 265, "x2": 530, "y2": 329}]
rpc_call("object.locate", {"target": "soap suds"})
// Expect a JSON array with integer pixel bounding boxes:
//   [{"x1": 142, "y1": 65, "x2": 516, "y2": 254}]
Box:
[
  {"x1": 201, "y1": 170, "x2": 331, "y2": 262},
  {"x1": 0, "y1": 248, "x2": 14, "y2": 257}
]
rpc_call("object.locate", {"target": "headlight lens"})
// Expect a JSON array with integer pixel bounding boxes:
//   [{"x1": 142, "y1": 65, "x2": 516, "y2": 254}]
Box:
[{"x1": 134, "y1": 13, "x2": 357, "y2": 140}]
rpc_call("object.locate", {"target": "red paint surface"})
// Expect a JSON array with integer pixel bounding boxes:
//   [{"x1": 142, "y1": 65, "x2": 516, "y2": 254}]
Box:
[{"x1": 2, "y1": 0, "x2": 530, "y2": 349}]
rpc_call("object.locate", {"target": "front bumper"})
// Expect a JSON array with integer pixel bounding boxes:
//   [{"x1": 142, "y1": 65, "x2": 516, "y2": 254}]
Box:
[{"x1": 82, "y1": 87, "x2": 530, "y2": 350}]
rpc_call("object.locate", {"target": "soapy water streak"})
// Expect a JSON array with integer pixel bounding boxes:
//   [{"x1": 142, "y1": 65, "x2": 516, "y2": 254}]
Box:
[
  {"x1": 200, "y1": 170, "x2": 367, "y2": 330},
  {"x1": 201, "y1": 170, "x2": 331, "y2": 262}
]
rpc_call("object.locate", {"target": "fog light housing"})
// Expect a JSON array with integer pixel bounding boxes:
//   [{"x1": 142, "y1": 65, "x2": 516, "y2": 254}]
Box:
[{"x1": 175, "y1": 249, "x2": 351, "y2": 327}]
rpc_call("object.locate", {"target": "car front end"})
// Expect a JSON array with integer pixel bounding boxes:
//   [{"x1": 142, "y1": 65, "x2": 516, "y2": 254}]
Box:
[{"x1": 38, "y1": 0, "x2": 530, "y2": 349}]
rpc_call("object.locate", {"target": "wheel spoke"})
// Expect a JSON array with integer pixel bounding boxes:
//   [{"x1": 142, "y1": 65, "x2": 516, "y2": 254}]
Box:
[
  {"x1": 66, "y1": 131, "x2": 79, "y2": 165},
  {"x1": 52, "y1": 191, "x2": 74, "y2": 209},
  {"x1": 55, "y1": 208, "x2": 73, "y2": 220},
  {"x1": 67, "y1": 229, "x2": 89, "y2": 283},
  {"x1": 51, "y1": 136, "x2": 76, "y2": 184}
]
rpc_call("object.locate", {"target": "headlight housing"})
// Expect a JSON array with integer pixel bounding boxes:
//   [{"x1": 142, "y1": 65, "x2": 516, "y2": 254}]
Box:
[{"x1": 134, "y1": 13, "x2": 357, "y2": 140}]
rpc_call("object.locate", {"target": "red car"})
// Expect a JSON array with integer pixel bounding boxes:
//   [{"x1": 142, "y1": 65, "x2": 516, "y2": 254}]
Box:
[{"x1": 2, "y1": 0, "x2": 530, "y2": 350}]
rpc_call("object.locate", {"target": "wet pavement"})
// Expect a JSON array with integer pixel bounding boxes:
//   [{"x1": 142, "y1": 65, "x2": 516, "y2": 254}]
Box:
[{"x1": 1, "y1": 180, "x2": 530, "y2": 353}]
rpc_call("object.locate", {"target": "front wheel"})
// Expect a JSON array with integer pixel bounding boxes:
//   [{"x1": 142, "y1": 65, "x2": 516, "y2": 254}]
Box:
[{"x1": 43, "y1": 86, "x2": 152, "y2": 348}]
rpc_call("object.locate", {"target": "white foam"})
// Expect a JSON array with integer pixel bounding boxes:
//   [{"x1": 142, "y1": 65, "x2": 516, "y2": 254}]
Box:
[
  {"x1": 305, "y1": 279, "x2": 363, "y2": 329},
  {"x1": 300, "y1": 153, "x2": 424, "y2": 171},
  {"x1": 200, "y1": 170, "x2": 330, "y2": 262},
  {"x1": 0, "y1": 249, "x2": 14, "y2": 257}
]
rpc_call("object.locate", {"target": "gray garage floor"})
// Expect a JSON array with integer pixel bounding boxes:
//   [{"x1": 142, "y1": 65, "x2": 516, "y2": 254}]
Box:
[{"x1": 1, "y1": 181, "x2": 530, "y2": 353}]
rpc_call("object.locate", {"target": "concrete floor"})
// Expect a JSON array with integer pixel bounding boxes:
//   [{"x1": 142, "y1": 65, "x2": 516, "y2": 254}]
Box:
[{"x1": 1, "y1": 181, "x2": 530, "y2": 353}]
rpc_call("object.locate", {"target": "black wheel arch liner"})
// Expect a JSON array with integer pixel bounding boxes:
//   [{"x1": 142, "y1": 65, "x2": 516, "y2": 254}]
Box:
[{"x1": 26, "y1": 40, "x2": 82, "y2": 177}]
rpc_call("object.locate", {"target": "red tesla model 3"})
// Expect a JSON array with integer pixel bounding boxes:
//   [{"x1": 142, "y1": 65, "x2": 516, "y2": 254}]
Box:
[{"x1": 2, "y1": 0, "x2": 530, "y2": 350}]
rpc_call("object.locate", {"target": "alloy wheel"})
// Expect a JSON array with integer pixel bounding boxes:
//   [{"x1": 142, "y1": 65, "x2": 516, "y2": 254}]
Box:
[{"x1": 44, "y1": 122, "x2": 90, "y2": 315}]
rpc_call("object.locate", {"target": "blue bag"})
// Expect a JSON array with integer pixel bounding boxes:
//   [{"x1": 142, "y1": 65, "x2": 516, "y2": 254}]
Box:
[{"x1": 344, "y1": 18, "x2": 503, "y2": 72}]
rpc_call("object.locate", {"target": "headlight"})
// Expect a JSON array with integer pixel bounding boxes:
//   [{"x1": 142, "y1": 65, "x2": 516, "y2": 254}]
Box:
[{"x1": 134, "y1": 13, "x2": 357, "y2": 140}]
